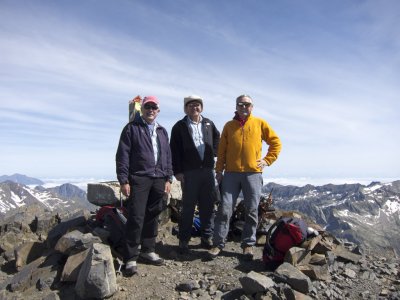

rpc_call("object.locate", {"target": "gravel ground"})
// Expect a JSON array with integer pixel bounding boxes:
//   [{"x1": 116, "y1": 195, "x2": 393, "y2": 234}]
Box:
[{"x1": 110, "y1": 222, "x2": 263, "y2": 300}]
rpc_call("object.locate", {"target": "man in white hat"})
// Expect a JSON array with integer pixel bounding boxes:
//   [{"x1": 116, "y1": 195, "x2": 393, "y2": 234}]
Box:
[{"x1": 170, "y1": 95, "x2": 220, "y2": 254}]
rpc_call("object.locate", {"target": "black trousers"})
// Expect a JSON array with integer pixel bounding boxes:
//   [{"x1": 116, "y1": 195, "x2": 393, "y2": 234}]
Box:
[
  {"x1": 123, "y1": 176, "x2": 165, "y2": 261},
  {"x1": 178, "y1": 168, "x2": 217, "y2": 243}
]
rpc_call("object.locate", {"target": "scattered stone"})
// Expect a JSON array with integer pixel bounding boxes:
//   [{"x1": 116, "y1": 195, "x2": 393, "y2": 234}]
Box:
[
  {"x1": 333, "y1": 244, "x2": 362, "y2": 264},
  {"x1": 309, "y1": 253, "x2": 326, "y2": 266},
  {"x1": 275, "y1": 263, "x2": 313, "y2": 294},
  {"x1": 343, "y1": 268, "x2": 357, "y2": 279},
  {"x1": 46, "y1": 210, "x2": 90, "y2": 248},
  {"x1": 284, "y1": 247, "x2": 311, "y2": 266},
  {"x1": 54, "y1": 230, "x2": 100, "y2": 255},
  {"x1": 239, "y1": 271, "x2": 275, "y2": 295},
  {"x1": 176, "y1": 280, "x2": 200, "y2": 292},
  {"x1": 60, "y1": 249, "x2": 89, "y2": 282},
  {"x1": 9, "y1": 251, "x2": 62, "y2": 292},
  {"x1": 14, "y1": 241, "x2": 47, "y2": 270}
]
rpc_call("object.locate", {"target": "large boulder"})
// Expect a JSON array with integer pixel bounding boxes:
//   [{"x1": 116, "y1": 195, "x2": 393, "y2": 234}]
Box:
[
  {"x1": 87, "y1": 181, "x2": 127, "y2": 206},
  {"x1": 75, "y1": 243, "x2": 117, "y2": 299}
]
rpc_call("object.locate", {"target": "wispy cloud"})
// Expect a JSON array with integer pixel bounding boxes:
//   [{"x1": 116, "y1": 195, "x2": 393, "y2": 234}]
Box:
[{"x1": 0, "y1": 0, "x2": 399, "y2": 179}]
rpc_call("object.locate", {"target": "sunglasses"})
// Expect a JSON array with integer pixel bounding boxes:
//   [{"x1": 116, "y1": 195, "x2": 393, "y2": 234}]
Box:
[
  {"x1": 144, "y1": 104, "x2": 159, "y2": 110},
  {"x1": 237, "y1": 102, "x2": 252, "y2": 108}
]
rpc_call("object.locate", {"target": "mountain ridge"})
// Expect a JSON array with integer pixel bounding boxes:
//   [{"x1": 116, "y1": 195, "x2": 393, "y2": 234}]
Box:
[
  {"x1": 0, "y1": 173, "x2": 44, "y2": 185},
  {"x1": 0, "y1": 181, "x2": 95, "y2": 217},
  {"x1": 264, "y1": 180, "x2": 400, "y2": 256}
]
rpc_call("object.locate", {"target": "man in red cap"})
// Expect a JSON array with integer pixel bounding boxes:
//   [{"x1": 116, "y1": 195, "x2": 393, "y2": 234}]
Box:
[{"x1": 116, "y1": 96, "x2": 173, "y2": 276}]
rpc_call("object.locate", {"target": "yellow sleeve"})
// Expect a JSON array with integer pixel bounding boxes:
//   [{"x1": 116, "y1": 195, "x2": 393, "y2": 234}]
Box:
[
  {"x1": 215, "y1": 124, "x2": 228, "y2": 172},
  {"x1": 261, "y1": 120, "x2": 282, "y2": 166}
]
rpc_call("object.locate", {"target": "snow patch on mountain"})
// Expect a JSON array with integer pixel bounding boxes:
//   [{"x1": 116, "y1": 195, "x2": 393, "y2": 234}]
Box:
[
  {"x1": 11, "y1": 191, "x2": 24, "y2": 207},
  {"x1": 0, "y1": 181, "x2": 93, "y2": 216},
  {"x1": 384, "y1": 199, "x2": 400, "y2": 214}
]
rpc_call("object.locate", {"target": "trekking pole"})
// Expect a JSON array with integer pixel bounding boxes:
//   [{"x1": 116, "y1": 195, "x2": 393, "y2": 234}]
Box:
[{"x1": 116, "y1": 190, "x2": 127, "y2": 224}]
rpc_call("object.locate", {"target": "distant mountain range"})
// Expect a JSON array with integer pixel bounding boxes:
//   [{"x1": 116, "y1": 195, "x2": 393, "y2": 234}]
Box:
[
  {"x1": 0, "y1": 180, "x2": 95, "y2": 217},
  {"x1": 2, "y1": 174, "x2": 399, "y2": 256},
  {"x1": 0, "y1": 173, "x2": 44, "y2": 185},
  {"x1": 263, "y1": 180, "x2": 400, "y2": 256}
]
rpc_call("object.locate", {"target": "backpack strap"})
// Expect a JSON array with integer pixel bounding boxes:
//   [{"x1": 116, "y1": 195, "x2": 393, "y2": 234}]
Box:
[{"x1": 265, "y1": 218, "x2": 285, "y2": 256}]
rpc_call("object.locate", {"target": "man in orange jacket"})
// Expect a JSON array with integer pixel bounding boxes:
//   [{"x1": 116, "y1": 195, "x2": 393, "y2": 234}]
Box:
[{"x1": 209, "y1": 94, "x2": 282, "y2": 260}]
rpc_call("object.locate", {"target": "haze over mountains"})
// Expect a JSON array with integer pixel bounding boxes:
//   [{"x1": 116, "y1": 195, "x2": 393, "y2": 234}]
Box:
[{"x1": 0, "y1": 174, "x2": 44, "y2": 185}]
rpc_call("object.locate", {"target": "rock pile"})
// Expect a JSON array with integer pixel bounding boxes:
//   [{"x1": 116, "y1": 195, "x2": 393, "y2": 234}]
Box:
[{"x1": 0, "y1": 181, "x2": 398, "y2": 299}]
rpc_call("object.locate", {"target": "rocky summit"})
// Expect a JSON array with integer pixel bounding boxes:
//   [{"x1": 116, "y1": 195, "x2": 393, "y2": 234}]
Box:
[{"x1": 0, "y1": 180, "x2": 399, "y2": 299}]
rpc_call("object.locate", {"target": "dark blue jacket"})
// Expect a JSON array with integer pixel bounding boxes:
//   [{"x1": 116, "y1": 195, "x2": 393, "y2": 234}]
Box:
[
  {"x1": 170, "y1": 116, "x2": 220, "y2": 174},
  {"x1": 116, "y1": 117, "x2": 173, "y2": 185}
]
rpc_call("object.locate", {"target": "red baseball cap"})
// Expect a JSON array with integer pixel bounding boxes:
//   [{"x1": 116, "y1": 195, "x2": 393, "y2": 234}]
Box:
[{"x1": 142, "y1": 96, "x2": 159, "y2": 106}]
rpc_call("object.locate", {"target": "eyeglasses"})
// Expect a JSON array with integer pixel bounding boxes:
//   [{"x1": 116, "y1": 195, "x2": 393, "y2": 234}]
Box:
[
  {"x1": 188, "y1": 102, "x2": 201, "y2": 108},
  {"x1": 144, "y1": 104, "x2": 159, "y2": 110},
  {"x1": 236, "y1": 102, "x2": 252, "y2": 108}
]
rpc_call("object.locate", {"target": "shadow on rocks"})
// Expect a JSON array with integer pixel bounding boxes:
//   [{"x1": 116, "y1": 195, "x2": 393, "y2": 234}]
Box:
[
  {"x1": 1, "y1": 260, "x2": 17, "y2": 275},
  {"x1": 155, "y1": 241, "x2": 203, "y2": 262},
  {"x1": 221, "y1": 288, "x2": 245, "y2": 300},
  {"x1": 235, "y1": 258, "x2": 266, "y2": 274}
]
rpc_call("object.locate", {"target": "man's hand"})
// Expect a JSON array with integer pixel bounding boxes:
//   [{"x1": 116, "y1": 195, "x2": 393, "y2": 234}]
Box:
[
  {"x1": 120, "y1": 183, "x2": 130, "y2": 197},
  {"x1": 257, "y1": 159, "x2": 268, "y2": 169},
  {"x1": 175, "y1": 173, "x2": 184, "y2": 183},
  {"x1": 165, "y1": 181, "x2": 171, "y2": 194},
  {"x1": 216, "y1": 172, "x2": 223, "y2": 184}
]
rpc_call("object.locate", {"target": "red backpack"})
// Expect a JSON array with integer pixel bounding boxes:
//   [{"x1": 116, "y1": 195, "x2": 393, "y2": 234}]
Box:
[
  {"x1": 96, "y1": 205, "x2": 128, "y2": 257},
  {"x1": 263, "y1": 217, "x2": 308, "y2": 270}
]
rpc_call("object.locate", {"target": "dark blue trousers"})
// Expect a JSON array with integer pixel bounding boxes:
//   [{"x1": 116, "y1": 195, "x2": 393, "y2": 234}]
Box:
[{"x1": 123, "y1": 176, "x2": 165, "y2": 261}]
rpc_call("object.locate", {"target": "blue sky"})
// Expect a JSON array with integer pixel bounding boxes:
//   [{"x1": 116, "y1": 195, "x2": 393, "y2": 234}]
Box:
[{"x1": 1, "y1": 0, "x2": 399, "y2": 185}]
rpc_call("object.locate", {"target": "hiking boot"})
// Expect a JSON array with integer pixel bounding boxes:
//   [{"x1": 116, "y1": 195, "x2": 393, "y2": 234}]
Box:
[
  {"x1": 208, "y1": 247, "x2": 221, "y2": 259},
  {"x1": 124, "y1": 260, "x2": 137, "y2": 277},
  {"x1": 200, "y1": 237, "x2": 212, "y2": 249},
  {"x1": 179, "y1": 241, "x2": 189, "y2": 254},
  {"x1": 243, "y1": 246, "x2": 254, "y2": 261},
  {"x1": 139, "y1": 252, "x2": 164, "y2": 266}
]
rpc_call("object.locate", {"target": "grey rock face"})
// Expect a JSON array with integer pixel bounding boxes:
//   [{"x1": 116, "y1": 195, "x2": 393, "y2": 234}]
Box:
[
  {"x1": 87, "y1": 181, "x2": 127, "y2": 206},
  {"x1": 75, "y1": 243, "x2": 117, "y2": 299}
]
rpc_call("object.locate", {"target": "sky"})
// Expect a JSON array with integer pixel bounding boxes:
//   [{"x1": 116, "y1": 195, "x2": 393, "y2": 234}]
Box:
[{"x1": 1, "y1": 0, "x2": 399, "y2": 186}]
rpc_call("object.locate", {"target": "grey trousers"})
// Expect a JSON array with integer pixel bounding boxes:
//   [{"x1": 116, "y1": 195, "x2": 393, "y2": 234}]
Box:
[{"x1": 213, "y1": 172, "x2": 263, "y2": 248}]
